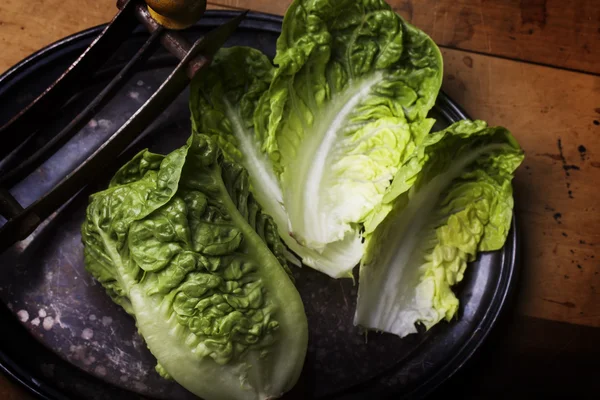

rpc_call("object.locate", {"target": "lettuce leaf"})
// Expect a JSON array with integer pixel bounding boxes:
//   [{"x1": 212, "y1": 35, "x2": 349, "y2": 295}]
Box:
[
  {"x1": 263, "y1": 0, "x2": 442, "y2": 256},
  {"x1": 190, "y1": 0, "x2": 443, "y2": 278},
  {"x1": 190, "y1": 46, "x2": 363, "y2": 278},
  {"x1": 354, "y1": 120, "x2": 524, "y2": 337},
  {"x1": 82, "y1": 133, "x2": 308, "y2": 400}
]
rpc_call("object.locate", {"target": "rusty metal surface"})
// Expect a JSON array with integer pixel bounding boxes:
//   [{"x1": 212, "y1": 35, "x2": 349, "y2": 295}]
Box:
[{"x1": 0, "y1": 13, "x2": 518, "y2": 400}]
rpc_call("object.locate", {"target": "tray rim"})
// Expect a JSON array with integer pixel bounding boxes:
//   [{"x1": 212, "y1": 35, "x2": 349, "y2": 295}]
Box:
[{"x1": 0, "y1": 10, "x2": 520, "y2": 400}]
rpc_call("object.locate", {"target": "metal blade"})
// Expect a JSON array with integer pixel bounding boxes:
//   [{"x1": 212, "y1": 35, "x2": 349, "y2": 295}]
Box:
[
  {"x1": 193, "y1": 10, "x2": 248, "y2": 58},
  {"x1": 185, "y1": 9, "x2": 248, "y2": 77},
  {"x1": 0, "y1": 12, "x2": 246, "y2": 254},
  {"x1": 0, "y1": 0, "x2": 139, "y2": 160},
  {"x1": 0, "y1": 27, "x2": 165, "y2": 187}
]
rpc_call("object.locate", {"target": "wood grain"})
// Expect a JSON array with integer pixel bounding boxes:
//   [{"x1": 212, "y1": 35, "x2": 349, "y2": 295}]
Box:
[
  {"x1": 211, "y1": 0, "x2": 600, "y2": 75},
  {"x1": 2, "y1": 1, "x2": 599, "y2": 75},
  {"x1": 440, "y1": 48, "x2": 600, "y2": 327},
  {"x1": 0, "y1": 0, "x2": 115, "y2": 74}
]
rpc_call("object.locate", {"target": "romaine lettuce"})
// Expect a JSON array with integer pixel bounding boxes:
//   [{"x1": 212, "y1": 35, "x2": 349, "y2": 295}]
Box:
[
  {"x1": 79, "y1": 0, "x2": 526, "y2": 395},
  {"x1": 189, "y1": 46, "x2": 363, "y2": 278},
  {"x1": 267, "y1": 0, "x2": 442, "y2": 254},
  {"x1": 81, "y1": 133, "x2": 308, "y2": 400},
  {"x1": 190, "y1": 0, "x2": 443, "y2": 278},
  {"x1": 354, "y1": 120, "x2": 524, "y2": 337}
]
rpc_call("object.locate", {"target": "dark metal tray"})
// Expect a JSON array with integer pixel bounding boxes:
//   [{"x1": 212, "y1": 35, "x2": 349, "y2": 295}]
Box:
[{"x1": 0, "y1": 11, "x2": 518, "y2": 400}]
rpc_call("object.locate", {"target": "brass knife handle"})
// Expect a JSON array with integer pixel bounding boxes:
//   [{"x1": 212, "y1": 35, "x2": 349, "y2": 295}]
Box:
[{"x1": 144, "y1": 0, "x2": 207, "y2": 30}]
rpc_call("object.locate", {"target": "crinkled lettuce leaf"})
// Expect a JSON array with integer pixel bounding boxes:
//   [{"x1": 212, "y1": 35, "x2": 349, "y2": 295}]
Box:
[
  {"x1": 263, "y1": 0, "x2": 442, "y2": 254},
  {"x1": 354, "y1": 120, "x2": 524, "y2": 338},
  {"x1": 81, "y1": 133, "x2": 307, "y2": 400},
  {"x1": 189, "y1": 46, "x2": 362, "y2": 278},
  {"x1": 190, "y1": 0, "x2": 443, "y2": 278}
]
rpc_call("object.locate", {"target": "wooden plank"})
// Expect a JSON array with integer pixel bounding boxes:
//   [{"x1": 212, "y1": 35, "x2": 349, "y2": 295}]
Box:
[
  {"x1": 440, "y1": 48, "x2": 600, "y2": 327},
  {"x1": 206, "y1": 3, "x2": 240, "y2": 11},
  {"x1": 211, "y1": 0, "x2": 600, "y2": 75},
  {"x1": 207, "y1": 2, "x2": 242, "y2": 11},
  {"x1": 0, "y1": 0, "x2": 115, "y2": 74},
  {"x1": 2, "y1": 1, "x2": 598, "y2": 75}
]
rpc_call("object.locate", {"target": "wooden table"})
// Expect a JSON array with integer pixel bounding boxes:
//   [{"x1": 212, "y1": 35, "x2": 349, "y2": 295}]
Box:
[{"x1": 0, "y1": 0, "x2": 598, "y2": 398}]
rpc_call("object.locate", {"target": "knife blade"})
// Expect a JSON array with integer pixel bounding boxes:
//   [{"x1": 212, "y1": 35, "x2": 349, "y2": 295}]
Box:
[{"x1": 0, "y1": 11, "x2": 247, "y2": 254}]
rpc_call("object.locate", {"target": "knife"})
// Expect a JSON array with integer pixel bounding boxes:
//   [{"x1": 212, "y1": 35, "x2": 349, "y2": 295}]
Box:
[{"x1": 0, "y1": 10, "x2": 247, "y2": 254}]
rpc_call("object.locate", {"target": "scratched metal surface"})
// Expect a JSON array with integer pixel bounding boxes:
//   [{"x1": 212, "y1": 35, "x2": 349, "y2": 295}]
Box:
[{"x1": 0, "y1": 12, "x2": 517, "y2": 400}]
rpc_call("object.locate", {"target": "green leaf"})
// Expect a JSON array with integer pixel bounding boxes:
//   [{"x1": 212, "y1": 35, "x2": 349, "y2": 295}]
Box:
[
  {"x1": 189, "y1": 0, "x2": 443, "y2": 278},
  {"x1": 189, "y1": 46, "x2": 365, "y2": 278},
  {"x1": 354, "y1": 120, "x2": 524, "y2": 338},
  {"x1": 261, "y1": 0, "x2": 443, "y2": 255},
  {"x1": 261, "y1": 0, "x2": 442, "y2": 250},
  {"x1": 81, "y1": 133, "x2": 308, "y2": 400}
]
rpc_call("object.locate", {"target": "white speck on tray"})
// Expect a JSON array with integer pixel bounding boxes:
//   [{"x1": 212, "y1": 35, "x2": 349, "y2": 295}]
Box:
[
  {"x1": 7, "y1": 303, "x2": 13, "y2": 310},
  {"x1": 98, "y1": 119, "x2": 112, "y2": 130},
  {"x1": 102, "y1": 316, "x2": 113, "y2": 326},
  {"x1": 17, "y1": 310, "x2": 29, "y2": 322},
  {"x1": 105, "y1": 348, "x2": 146, "y2": 381},
  {"x1": 136, "y1": 80, "x2": 144, "y2": 86},
  {"x1": 95, "y1": 366, "x2": 107, "y2": 377},
  {"x1": 128, "y1": 91, "x2": 140, "y2": 100},
  {"x1": 31, "y1": 317, "x2": 40, "y2": 326},
  {"x1": 89, "y1": 314, "x2": 97, "y2": 321},
  {"x1": 69, "y1": 345, "x2": 96, "y2": 367},
  {"x1": 43, "y1": 316, "x2": 54, "y2": 331},
  {"x1": 88, "y1": 119, "x2": 98, "y2": 128},
  {"x1": 39, "y1": 309, "x2": 47, "y2": 318},
  {"x1": 81, "y1": 328, "x2": 94, "y2": 340}
]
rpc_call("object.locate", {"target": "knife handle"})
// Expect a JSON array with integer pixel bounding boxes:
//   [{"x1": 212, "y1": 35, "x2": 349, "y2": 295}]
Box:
[{"x1": 145, "y1": 0, "x2": 207, "y2": 29}]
